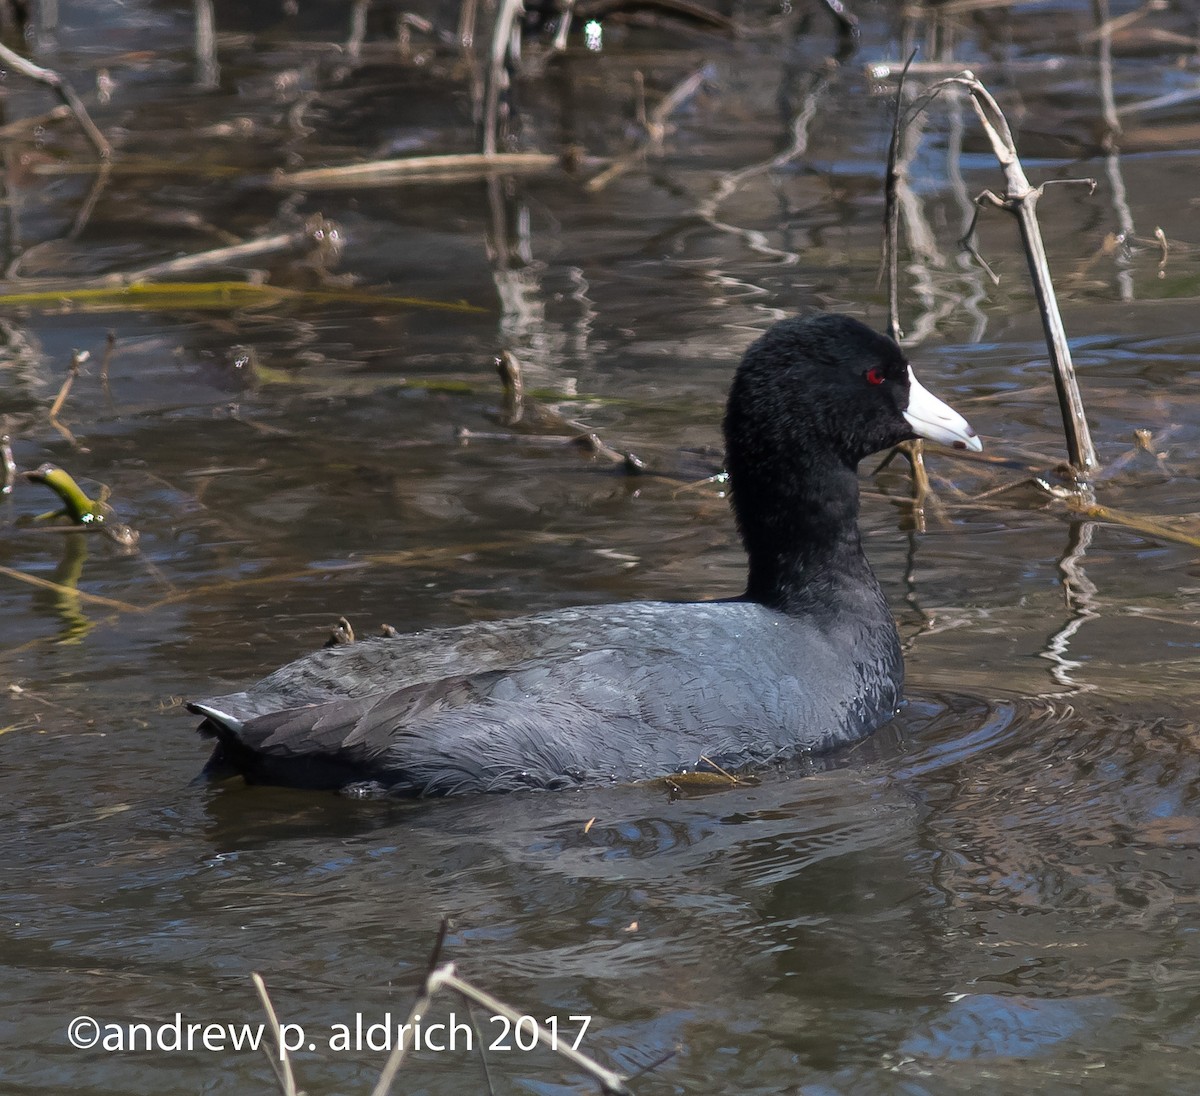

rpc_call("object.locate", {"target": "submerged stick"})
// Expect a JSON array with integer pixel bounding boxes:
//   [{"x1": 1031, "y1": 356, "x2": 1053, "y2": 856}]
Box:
[{"x1": 278, "y1": 152, "x2": 561, "y2": 189}]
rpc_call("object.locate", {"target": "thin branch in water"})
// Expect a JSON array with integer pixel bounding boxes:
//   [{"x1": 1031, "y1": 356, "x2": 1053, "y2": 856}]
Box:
[
  {"x1": 89, "y1": 224, "x2": 325, "y2": 287},
  {"x1": 899, "y1": 440, "x2": 930, "y2": 533},
  {"x1": 193, "y1": 0, "x2": 220, "y2": 88},
  {"x1": 67, "y1": 162, "x2": 112, "y2": 243},
  {"x1": 424, "y1": 917, "x2": 450, "y2": 979},
  {"x1": 458, "y1": 0, "x2": 480, "y2": 49},
  {"x1": 360, "y1": 938, "x2": 631, "y2": 1096},
  {"x1": 49, "y1": 349, "x2": 89, "y2": 448},
  {"x1": 278, "y1": 152, "x2": 563, "y2": 189},
  {"x1": 0, "y1": 563, "x2": 141, "y2": 611},
  {"x1": 0, "y1": 103, "x2": 71, "y2": 140},
  {"x1": 367, "y1": 968, "x2": 440, "y2": 1096},
  {"x1": 882, "y1": 49, "x2": 918, "y2": 343},
  {"x1": 438, "y1": 966, "x2": 632, "y2": 1095},
  {"x1": 463, "y1": 999, "x2": 498, "y2": 1095},
  {"x1": 626, "y1": 1047, "x2": 678, "y2": 1083},
  {"x1": 1116, "y1": 84, "x2": 1200, "y2": 118},
  {"x1": 697, "y1": 754, "x2": 749, "y2": 783},
  {"x1": 4, "y1": 163, "x2": 114, "y2": 280},
  {"x1": 99, "y1": 331, "x2": 117, "y2": 410},
  {"x1": 48, "y1": 350, "x2": 86, "y2": 420},
  {"x1": 482, "y1": 0, "x2": 525, "y2": 156},
  {"x1": 0, "y1": 41, "x2": 110, "y2": 160},
  {"x1": 958, "y1": 199, "x2": 1002, "y2": 285},
  {"x1": 2, "y1": 435, "x2": 16, "y2": 495},
  {"x1": 496, "y1": 350, "x2": 525, "y2": 424},
  {"x1": 480, "y1": 354, "x2": 647, "y2": 470},
  {"x1": 347, "y1": 0, "x2": 370, "y2": 61},
  {"x1": 552, "y1": 0, "x2": 577, "y2": 51}
]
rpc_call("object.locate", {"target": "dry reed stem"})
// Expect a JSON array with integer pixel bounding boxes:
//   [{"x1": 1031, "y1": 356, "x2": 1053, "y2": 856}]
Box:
[
  {"x1": 880, "y1": 52, "x2": 932, "y2": 524},
  {"x1": 369, "y1": 962, "x2": 632, "y2": 1096},
  {"x1": 920, "y1": 72, "x2": 1099, "y2": 480},
  {"x1": 251, "y1": 974, "x2": 301, "y2": 1096}
]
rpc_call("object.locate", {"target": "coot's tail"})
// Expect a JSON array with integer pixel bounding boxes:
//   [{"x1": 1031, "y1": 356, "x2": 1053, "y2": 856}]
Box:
[{"x1": 189, "y1": 699, "x2": 362, "y2": 790}]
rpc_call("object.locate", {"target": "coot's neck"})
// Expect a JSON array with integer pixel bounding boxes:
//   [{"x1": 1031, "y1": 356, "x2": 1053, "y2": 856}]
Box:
[{"x1": 735, "y1": 456, "x2": 879, "y2": 616}]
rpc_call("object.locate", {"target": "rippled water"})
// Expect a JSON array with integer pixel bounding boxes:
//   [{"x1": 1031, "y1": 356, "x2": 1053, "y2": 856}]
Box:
[{"x1": 4, "y1": 1, "x2": 1200, "y2": 1092}]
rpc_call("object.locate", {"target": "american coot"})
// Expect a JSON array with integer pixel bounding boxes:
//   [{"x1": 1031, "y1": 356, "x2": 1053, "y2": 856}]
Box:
[{"x1": 190, "y1": 314, "x2": 980, "y2": 796}]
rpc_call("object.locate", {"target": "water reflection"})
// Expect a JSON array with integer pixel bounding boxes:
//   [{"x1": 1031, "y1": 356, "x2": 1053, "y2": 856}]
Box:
[{"x1": 5, "y1": 0, "x2": 1200, "y2": 1093}]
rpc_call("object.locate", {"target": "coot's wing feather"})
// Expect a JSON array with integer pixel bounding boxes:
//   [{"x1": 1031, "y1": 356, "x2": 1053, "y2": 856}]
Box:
[{"x1": 195, "y1": 671, "x2": 512, "y2": 790}]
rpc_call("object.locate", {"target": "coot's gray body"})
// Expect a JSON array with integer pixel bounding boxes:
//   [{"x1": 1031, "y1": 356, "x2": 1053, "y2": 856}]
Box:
[
  {"x1": 194, "y1": 594, "x2": 900, "y2": 795},
  {"x1": 191, "y1": 313, "x2": 980, "y2": 796}
]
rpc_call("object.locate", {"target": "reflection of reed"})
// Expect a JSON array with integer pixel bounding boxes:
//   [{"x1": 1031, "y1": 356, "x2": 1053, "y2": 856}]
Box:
[
  {"x1": 1039, "y1": 519, "x2": 1100, "y2": 695},
  {"x1": 692, "y1": 53, "x2": 840, "y2": 265},
  {"x1": 486, "y1": 175, "x2": 599, "y2": 382}
]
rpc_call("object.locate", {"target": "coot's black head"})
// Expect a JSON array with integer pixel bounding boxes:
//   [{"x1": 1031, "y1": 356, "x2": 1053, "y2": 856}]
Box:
[{"x1": 723, "y1": 313, "x2": 980, "y2": 606}]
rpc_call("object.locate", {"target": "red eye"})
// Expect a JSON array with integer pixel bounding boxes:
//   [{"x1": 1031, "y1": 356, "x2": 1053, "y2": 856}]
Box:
[{"x1": 866, "y1": 367, "x2": 885, "y2": 386}]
